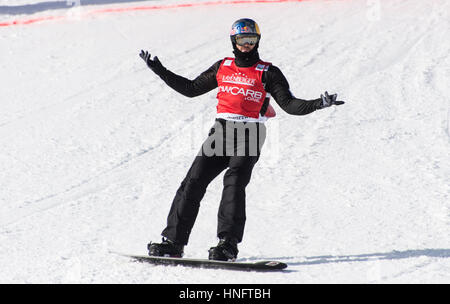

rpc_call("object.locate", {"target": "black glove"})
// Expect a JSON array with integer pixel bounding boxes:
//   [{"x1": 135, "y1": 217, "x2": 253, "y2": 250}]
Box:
[
  {"x1": 317, "y1": 91, "x2": 345, "y2": 109},
  {"x1": 140, "y1": 50, "x2": 165, "y2": 75}
]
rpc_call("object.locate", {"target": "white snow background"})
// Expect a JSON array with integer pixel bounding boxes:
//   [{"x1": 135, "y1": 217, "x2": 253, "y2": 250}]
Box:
[{"x1": 0, "y1": 0, "x2": 449, "y2": 283}]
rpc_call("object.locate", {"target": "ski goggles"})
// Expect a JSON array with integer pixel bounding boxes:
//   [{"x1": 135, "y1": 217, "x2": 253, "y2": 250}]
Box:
[{"x1": 234, "y1": 34, "x2": 260, "y2": 46}]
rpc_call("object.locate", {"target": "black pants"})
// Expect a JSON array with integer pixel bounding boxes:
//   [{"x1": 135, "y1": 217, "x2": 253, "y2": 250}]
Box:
[{"x1": 161, "y1": 119, "x2": 266, "y2": 245}]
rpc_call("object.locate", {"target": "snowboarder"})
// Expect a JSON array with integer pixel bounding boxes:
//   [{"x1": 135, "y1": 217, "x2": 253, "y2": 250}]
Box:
[{"x1": 140, "y1": 18, "x2": 344, "y2": 261}]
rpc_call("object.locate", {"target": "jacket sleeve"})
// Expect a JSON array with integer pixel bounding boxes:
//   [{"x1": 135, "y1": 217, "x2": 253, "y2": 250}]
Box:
[
  {"x1": 264, "y1": 65, "x2": 321, "y2": 115},
  {"x1": 153, "y1": 60, "x2": 222, "y2": 98}
]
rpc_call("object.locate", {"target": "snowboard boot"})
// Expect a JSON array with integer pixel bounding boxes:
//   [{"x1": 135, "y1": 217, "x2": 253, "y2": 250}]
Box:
[
  {"x1": 208, "y1": 236, "x2": 239, "y2": 261},
  {"x1": 148, "y1": 238, "x2": 184, "y2": 258}
]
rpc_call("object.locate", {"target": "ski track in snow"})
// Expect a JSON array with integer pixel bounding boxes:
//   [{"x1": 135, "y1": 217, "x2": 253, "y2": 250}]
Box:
[{"x1": 0, "y1": 0, "x2": 449, "y2": 283}]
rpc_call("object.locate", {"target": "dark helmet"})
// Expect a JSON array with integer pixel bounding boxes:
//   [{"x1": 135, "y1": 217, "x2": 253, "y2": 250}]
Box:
[{"x1": 229, "y1": 18, "x2": 261, "y2": 46}]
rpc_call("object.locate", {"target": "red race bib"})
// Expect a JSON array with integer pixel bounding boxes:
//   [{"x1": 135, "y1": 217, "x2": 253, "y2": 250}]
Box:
[{"x1": 216, "y1": 58, "x2": 271, "y2": 119}]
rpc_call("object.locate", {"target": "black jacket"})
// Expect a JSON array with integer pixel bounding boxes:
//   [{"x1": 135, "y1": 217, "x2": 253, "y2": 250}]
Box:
[{"x1": 152, "y1": 57, "x2": 322, "y2": 116}]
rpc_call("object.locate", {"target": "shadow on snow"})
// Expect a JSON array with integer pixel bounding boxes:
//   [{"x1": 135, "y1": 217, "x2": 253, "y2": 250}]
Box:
[{"x1": 243, "y1": 248, "x2": 450, "y2": 266}]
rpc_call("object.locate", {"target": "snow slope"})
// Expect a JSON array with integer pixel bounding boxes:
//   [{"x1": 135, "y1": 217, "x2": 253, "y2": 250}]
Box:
[{"x1": 0, "y1": 0, "x2": 449, "y2": 283}]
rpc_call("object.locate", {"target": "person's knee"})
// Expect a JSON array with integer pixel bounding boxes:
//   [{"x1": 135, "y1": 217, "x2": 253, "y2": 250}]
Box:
[
  {"x1": 223, "y1": 169, "x2": 252, "y2": 187},
  {"x1": 182, "y1": 177, "x2": 208, "y2": 201}
]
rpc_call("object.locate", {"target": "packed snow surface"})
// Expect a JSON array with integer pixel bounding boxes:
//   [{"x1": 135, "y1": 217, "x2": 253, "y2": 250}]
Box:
[{"x1": 0, "y1": 0, "x2": 449, "y2": 283}]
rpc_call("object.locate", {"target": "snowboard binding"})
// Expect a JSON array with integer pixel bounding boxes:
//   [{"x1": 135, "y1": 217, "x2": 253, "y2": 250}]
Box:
[{"x1": 147, "y1": 238, "x2": 184, "y2": 258}]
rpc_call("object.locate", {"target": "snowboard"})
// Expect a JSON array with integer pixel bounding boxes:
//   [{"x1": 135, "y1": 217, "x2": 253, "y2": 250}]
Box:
[{"x1": 123, "y1": 254, "x2": 288, "y2": 271}]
